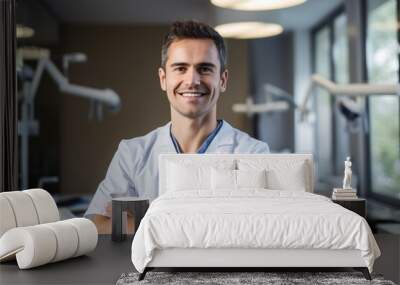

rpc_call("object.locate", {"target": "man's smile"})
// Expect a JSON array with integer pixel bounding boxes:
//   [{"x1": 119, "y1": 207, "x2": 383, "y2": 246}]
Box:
[{"x1": 176, "y1": 91, "x2": 208, "y2": 97}]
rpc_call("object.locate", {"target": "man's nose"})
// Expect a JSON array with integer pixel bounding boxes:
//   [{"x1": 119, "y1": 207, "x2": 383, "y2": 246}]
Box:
[{"x1": 184, "y1": 68, "x2": 200, "y2": 87}]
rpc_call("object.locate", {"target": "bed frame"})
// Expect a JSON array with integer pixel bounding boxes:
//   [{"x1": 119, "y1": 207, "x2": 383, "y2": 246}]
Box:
[
  {"x1": 138, "y1": 154, "x2": 371, "y2": 281},
  {"x1": 140, "y1": 248, "x2": 370, "y2": 280}
]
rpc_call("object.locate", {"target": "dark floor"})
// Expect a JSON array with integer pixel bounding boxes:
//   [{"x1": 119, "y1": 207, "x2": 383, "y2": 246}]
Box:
[{"x1": 373, "y1": 234, "x2": 400, "y2": 284}]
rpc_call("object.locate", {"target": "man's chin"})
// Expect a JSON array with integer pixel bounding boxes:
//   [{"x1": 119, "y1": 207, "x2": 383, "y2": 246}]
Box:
[{"x1": 175, "y1": 108, "x2": 209, "y2": 119}]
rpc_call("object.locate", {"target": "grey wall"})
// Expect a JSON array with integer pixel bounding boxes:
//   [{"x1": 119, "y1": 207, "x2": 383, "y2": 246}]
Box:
[{"x1": 248, "y1": 32, "x2": 294, "y2": 152}]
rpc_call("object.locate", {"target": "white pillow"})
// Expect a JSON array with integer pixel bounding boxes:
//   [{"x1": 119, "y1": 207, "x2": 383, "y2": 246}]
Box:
[
  {"x1": 236, "y1": 169, "x2": 267, "y2": 189},
  {"x1": 166, "y1": 159, "x2": 235, "y2": 192},
  {"x1": 211, "y1": 169, "x2": 267, "y2": 190},
  {"x1": 211, "y1": 168, "x2": 236, "y2": 190},
  {"x1": 237, "y1": 159, "x2": 309, "y2": 192},
  {"x1": 266, "y1": 167, "x2": 307, "y2": 191},
  {"x1": 167, "y1": 162, "x2": 210, "y2": 191}
]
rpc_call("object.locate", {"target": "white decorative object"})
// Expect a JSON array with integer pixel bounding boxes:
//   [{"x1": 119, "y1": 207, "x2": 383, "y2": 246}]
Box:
[
  {"x1": 0, "y1": 191, "x2": 40, "y2": 227},
  {"x1": 0, "y1": 196, "x2": 17, "y2": 237},
  {"x1": 0, "y1": 189, "x2": 98, "y2": 269},
  {"x1": 23, "y1": 188, "x2": 60, "y2": 223},
  {"x1": 64, "y1": 218, "x2": 98, "y2": 257},
  {"x1": 42, "y1": 221, "x2": 79, "y2": 262},
  {"x1": 0, "y1": 218, "x2": 98, "y2": 269},
  {"x1": 0, "y1": 189, "x2": 59, "y2": 236},
  {"x1": 343, "y1": 157, "x2": 353, "y2": 190}
]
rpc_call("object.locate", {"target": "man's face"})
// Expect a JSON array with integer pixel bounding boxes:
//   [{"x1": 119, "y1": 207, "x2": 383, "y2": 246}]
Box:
[{"x1": 159, "y1": 39, "x2": 228, "y2": 119}]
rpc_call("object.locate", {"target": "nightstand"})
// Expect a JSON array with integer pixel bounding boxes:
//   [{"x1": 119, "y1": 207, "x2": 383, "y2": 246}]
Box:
[
  {"x1": 332, "y1": 198, "x2": 366, "y2": 218},
  {"x1": 111, "y1": 197, "x2": 149, "y2": 242}
]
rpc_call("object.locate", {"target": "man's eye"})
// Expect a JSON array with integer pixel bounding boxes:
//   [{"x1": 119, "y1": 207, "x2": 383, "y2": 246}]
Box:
[
  {"x1": 174, "y1": 67, "x2": 186, "y2": 72},
  {"x1": 199, "y1": 67, "x2": 212, "y2": 74}
]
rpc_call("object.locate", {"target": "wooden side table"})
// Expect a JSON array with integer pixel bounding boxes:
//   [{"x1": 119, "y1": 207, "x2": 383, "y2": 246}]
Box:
[
  {"x1": 112, "y1": 197, "x2": 149, "y2": 242},
  {"x1": 332, "y1": 198, "x2": 366, "y2": 218}
]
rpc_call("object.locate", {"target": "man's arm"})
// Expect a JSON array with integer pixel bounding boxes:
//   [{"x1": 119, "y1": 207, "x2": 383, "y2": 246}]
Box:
[
  {"x1": 86, "y1": 141, "x2": 138, "y2": 234},
  {"x1": 91, "y1": 202, "x2": 135, "y2": 234},
  {"x1": 92, "y1": 214, "x2": 113, "y2": 234}
]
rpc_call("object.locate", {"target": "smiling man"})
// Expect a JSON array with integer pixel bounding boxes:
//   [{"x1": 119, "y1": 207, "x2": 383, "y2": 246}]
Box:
[{"x1": 85, "y1": 21, "x2": 270, "y2": 233}]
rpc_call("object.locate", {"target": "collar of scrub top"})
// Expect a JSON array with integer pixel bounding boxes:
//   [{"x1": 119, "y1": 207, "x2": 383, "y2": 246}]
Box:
[
  {"x1": 169, "y1": 120, "x2": 223, "y2": 154},
  {"x1": 156, "y1": 120, "x2": 235, "y2": 153}
]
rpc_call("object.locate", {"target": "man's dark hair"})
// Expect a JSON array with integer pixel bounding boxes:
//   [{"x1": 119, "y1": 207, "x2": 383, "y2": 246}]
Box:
[{"x1": 161, "y1": 20, "x2": 227, "y2": 72}]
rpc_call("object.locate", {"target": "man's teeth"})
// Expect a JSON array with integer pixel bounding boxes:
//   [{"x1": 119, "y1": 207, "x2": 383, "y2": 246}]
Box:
[{"x1": 180, "y1": 92, "x2": 204, "y2": 97}]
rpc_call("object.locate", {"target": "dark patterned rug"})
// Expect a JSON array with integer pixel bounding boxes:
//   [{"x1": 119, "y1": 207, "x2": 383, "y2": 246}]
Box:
[{"x1": 116, "y1": 271, "x2": 396, "y2": 285}]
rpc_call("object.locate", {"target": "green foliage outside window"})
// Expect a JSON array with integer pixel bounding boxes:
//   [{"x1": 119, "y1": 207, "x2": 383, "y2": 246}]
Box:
[{"x1": 367, "y1": 0, "x2": 400, "y2": 198}]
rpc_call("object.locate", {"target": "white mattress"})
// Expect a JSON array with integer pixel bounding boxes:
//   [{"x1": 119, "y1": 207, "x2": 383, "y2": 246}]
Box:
[{"x1": 131, "y1": 190, "x2": 380, "y2": 273}]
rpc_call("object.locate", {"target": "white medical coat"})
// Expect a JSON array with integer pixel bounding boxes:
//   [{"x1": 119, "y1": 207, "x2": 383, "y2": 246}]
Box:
[{"x1": 85, "y1": 120, "x2": 270, "y2": 217}]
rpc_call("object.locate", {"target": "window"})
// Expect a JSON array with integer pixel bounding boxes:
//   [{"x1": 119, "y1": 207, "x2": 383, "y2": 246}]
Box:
[
  {"x1": 312, "y1": 8, "x2": 350, "y2": 187},
  {"x1": 314, "y1": 26, "x2": 332, "y2": 178},
  {"x1": 366, "y1": 0, "x2": 400, "y2": 201},
  {"x1": 332, "y1": 14, "x2": 350, "y2": 174}
]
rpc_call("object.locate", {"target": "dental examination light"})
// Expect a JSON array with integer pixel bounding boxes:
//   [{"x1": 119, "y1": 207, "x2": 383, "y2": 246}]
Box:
[
  {"x1": 299, "y1": 74, "x2": 400, "y2": 122},
  {"x1": 232, "y1": 83, "x2": 292, "y2": 117},
  {"x1": 18, "y1": 48, "x2": 121, "y2": 189},
  {"x1": 62, "y1": 53, "x2": 87, "y2": 77},
  {"x1": 264, "y1": 83, "x2": 297, "y2": 108},
  {"x1": 30, "y1": 55, "x2": 121, "y2": 114}
]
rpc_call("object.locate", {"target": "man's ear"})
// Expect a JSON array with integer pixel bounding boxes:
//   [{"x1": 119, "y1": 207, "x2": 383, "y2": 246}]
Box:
[
  {"x1": 220, "y1": 69, "x2": 228, "y2": 92},
  {"x1": 159, "y1": 67, "x2": 167, "y2": 91}
]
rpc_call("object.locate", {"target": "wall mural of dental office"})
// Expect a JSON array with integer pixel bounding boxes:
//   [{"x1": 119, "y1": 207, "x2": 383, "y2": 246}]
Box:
[
  {"x1": 14, "y1": 0, "x2": 399, "y2": 216},
  {"x1": 2, "y1": 0, "x2": 399, "y2": 283}
]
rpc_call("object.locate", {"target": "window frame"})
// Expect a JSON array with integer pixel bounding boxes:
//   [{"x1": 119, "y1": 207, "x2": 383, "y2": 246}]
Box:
[
  {"x1": 364, "y1": 0, "x2": 400, "y2": 207},
  {"x1": 310, "y1": 5, "x2": 347, "y2": 183}
]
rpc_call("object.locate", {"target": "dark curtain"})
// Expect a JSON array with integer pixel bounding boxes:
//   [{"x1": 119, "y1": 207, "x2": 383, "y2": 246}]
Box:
[{"x1": 0, "y1": 0, "x2": 18, "y2": 192}]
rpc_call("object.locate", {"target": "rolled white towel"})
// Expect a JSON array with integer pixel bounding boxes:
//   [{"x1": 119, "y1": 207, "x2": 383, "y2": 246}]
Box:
[{"x1": 0, "y1": 218, "x2": 98, "y2": 269}]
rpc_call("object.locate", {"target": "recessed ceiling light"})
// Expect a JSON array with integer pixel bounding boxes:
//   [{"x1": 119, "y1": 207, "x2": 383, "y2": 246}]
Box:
[
  {"x1": 215, "y1": 22, "x2": 283, "y2": 39},
  {"x1": 210, "y1": 0, "x2": 306, "y2": 11},
  {"x1": 16, "y1": 25, "x2": 35, "y2": 39}
]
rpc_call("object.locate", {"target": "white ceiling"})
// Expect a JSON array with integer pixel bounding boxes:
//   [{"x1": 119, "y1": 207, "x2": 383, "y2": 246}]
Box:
[{"x1": 41, "y1": 0, "x2": 343, "y2": 30}]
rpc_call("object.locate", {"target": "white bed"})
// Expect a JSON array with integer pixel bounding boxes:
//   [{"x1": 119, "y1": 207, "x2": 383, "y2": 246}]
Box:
[{"x1": 131, "y1": 154, "x2": 380, "y2": 280}]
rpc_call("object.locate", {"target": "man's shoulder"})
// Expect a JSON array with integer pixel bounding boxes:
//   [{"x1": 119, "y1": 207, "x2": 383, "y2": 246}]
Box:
[
  {"x1": 223, "y1": 121, "x2": 270, "y2": 153},
  {"x1": 118, "y1": 122, "x2": 170, "y2": 153}
]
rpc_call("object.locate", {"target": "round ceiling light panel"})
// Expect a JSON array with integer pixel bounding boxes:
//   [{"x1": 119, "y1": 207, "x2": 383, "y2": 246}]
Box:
[
  {"x1": 215, "y1": 22, "x2": 283, "y2": 39},
  {"x1": 211, "y1": 0, "x2": 306, "y2": 11},
  {"x1": 16, "y1": 25, "x2": 35, "y2": 39}
]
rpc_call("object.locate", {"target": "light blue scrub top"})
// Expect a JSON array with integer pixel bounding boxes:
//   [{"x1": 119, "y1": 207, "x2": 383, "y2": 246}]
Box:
[{"x1": 85, "y1": 120, "x2": 270, "y2": 217}]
